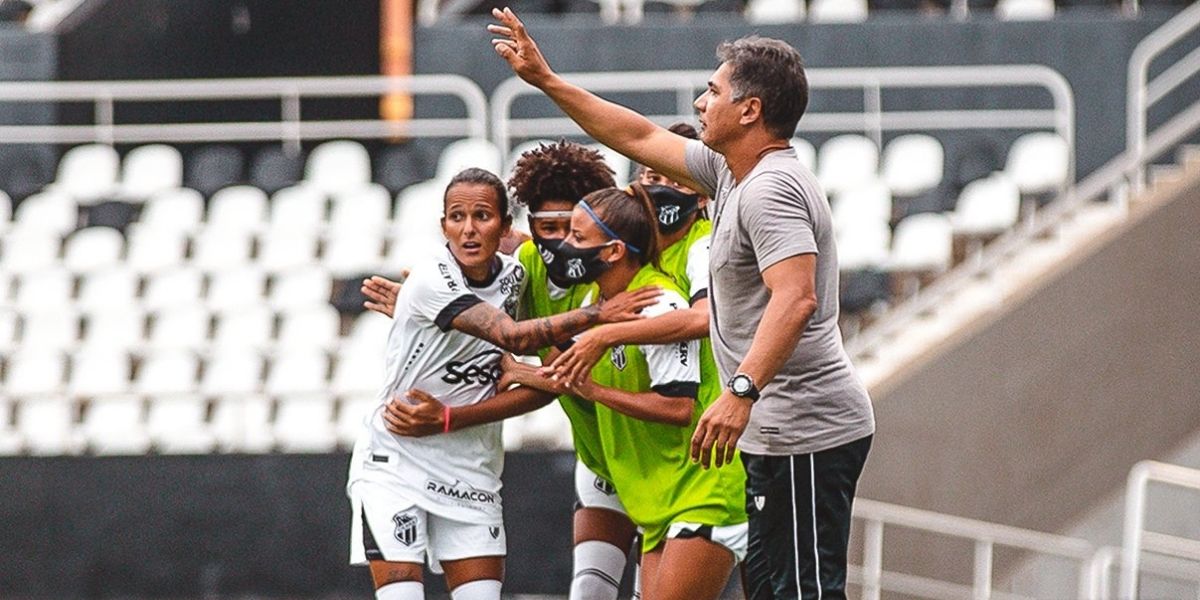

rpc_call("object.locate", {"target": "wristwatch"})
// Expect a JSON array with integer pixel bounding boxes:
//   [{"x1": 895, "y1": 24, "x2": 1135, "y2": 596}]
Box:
[{"x1": 728, "y1": 373, "x2": 760, "y2": 402}]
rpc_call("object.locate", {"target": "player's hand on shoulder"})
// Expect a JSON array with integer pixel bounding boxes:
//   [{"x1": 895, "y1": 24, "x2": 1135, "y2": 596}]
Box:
[
  {"x1": 488, "y1": 8, "x2": 553, "y2": 86},
  {"x1": 597, "y1": 285, "x2": 661, "y2": 324},
  {"x1": 362, "y1": 273, "x2": 405, "y2": 318},
  {"x1": 382, "y1": 389, "x2": 445, "y2": 437}
]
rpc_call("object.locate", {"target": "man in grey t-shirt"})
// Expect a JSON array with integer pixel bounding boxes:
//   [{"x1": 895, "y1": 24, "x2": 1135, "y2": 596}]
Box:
[{"x1": 489, "y1": 8, "x2": 873, "y2": 598}]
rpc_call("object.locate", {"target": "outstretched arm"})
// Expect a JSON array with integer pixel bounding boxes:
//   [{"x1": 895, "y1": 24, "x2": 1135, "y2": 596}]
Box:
[
  {"x1": 489, "y1": 7, "x2": 700, "y2": 191},
  {"x1": 383, "y1": 387, "x2": 556, "y2": 437},
  {"x1": 450, "y1": 286, "x2": 660, "y2": 355}
]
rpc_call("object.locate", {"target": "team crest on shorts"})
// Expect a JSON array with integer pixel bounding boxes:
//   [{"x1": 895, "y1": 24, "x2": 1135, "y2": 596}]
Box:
[
  {"x1": 753, "y1": 495, "x2": 766, "y2": 511},
  {"x1": 393, "y1": 511, "x2": 418, "y2": 546},
  {"x1": 489, "y1": 526, "x2": 501, "y2": 539},
  {"x1": 610, "y1": 345, "x2": 627, "y2": 371},
  {"x1": 593, "y1": 476, "x2": 617, "y2": 496}
]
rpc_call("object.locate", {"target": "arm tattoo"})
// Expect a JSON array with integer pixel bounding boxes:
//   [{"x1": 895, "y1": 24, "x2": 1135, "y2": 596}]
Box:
[{"x1": 452, "y1": 302, "x2": 601, "y2": 354}]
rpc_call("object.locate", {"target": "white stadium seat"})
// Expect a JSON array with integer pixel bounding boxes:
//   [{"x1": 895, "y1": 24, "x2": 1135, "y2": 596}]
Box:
[
  {"x1": 18, "y1": 311, "x2": 80, "y2": 351},
  {"x1": 68, "y1": 349, "x2": 131, "y2": 397},
  {"x1": 15, "y1": 268, "x2": 74, "y2": 314},
  {"x1": 888, "y1": 213, "x2": 954, "y2": 273},
  {"x1": 200, "y1": 348, "x2": 264, "y2": 396},
  {"x1": 192, "y1": 229, "x2": 254, "y2": 272},
  {"x1": 0, "y1": 189, "x2": 10, "y2": 233},
  {"x1": 269, "y1": 267, "x2": 332, "y2": 311},
  {"x1": 15, "y1": 397, "x2": 83, "y2": 455},
  {"x1": 146, "y1": 394, "x2": 215, "y2": 454},
  {"x1": 0, "y1": 229, "x2": 61, "y2": 274},
  {"x1": 436, "y1": 138, "x2": 502, "y2": 181},
  {"x1": 330, "y1": 184, "x2": 391, "y2": 235},
  {"x1": 810, "y1": 0, "x2": 868, "y2": 23},
  {"x1": 345, "y1": 310, "x2": 394, "y2": 356},
  {"x1": 146, "y1": 307, "x2": 210, "y2": 351},
  {"x1": 82, "y1": 394, "x2": 151, "y2": 455},
  {"x1": 791, "y1": 137, "x2": 817, "y2": 171},
  {"x1": 818, "y1": 135, "x2": 879, "y2": 195},
  {"x1": 831, "y1": 181, "x2": 892, "y2": 230},
  {"x1": 6, "y1": 349, "x2": 67, "y2": 397},
  {"x1": 274, "y1": 394, "x2": 338, "y2": 453},
  {"x1": 392, "y1": 179, "x2": 445, "y2": 243},
  {"x1": 882, "y1": 134, "x2": 945, "y2": 198},
  {"x1": 135, "y1": 351, "x2": 200, "y2": 396},
  {"x1": 211, "y1": 306, "x2": 275, "y2": 351},
  {"x1": 952, "y1": 173, "x2": 1022, "y2": 237},
  {"x1": 207, "y1": 185, "x2": 268, "y2": 233},
  {"x1": 1005, "y1": 132, "x2": 1070, "y2": 196},
  {"x1": 323, "y1": 230, "x2": 385, "y2": 277},
  {"x1": 126, "y1": 227, "x2": 187, "y2": 274},
  {"x1": 277, "y1": 305, "x2": 342, "y2": 352},
  {"x1": 746, "y1": 0, "x2": 805, "y2": 24},
  {"x1": 269, "y1": 185, "x2": 327, "y2": 233},
  {"x1": 332, "y1": 347, "x2": 386, "y2": 396},
  {"x1": 205, "y1": 267, "x2": 266, "y2": 312},
  {"x1": 836, "y1": 220, "x2": 892, "y2": 272},
  {"x1": 13, "y1": 191, "x2": 77, "y2": 234},
  {"x1": 587, "y1": 143, "x2": 632, "y2": 187},
  {"x1": 50, "y1": 143, "x2": 119, "y2": 203},
  {"x1": 258, "y1": 230, "x2": 320, "y2": 272},
  {"x1": 996, "y1": 0, "x2": 1054, "y2": 20},
  {"x1": 77, "y1": 268, "x2": 140, "y2": 314},
  {"x1": 0, "y1": 309, "x2": 17, "y2": 353},
  {"x1": 119, "y1": 144, "x2": 184, "y2": 199},
  {"x1": 265, "y1": 349, "x2": 329, "y2": 397},
  {"x1": 81, "y1": 309, "x2": 145, "y2": 352},
  {"x1": 337, "y1": 395, "x2": 377, "y2": 448},
  {"x1": 142, "y1": 268, "x2": 204, "y2": 313},
  {"x1": 63, "y1": 227, "x2": 125, "y2": 273},
  {"x1": 0, "y1": 396, "x2": 22, "y2": 455},
  {"x1": 211, "y1": 394, "x2": 274, "y2": 453},
  {"x1": 305, "y1": 140, "x2": 372, "y2": 196},
  {"x1": 139, "y1": 188, "x2": 205, "y2": 234}
]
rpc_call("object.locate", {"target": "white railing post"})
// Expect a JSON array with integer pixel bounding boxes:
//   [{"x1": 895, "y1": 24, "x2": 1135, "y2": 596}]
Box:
[
  {"x1": 862, "y1": 518, "x2": 884, "y2": 600},
  {"x1": 973, "y1": 539, "x2": 994, "y2": 600},
  {"x1": 281, "y1": 90, "x2": 303, "y2": 157}
]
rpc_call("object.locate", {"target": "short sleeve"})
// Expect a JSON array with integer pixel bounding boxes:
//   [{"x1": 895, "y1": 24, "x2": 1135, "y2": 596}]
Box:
[
  {"x1": 406, "y1": 258, "x2": 484, "y2": 332},
  {"x1": 639, "y1": 290, "x2": 700, "y2": 390},
  {"x1": 685, "y1": 234, "x2": 710, "y2": 303},
  {"x1": 739, "y1": 173, "x2": 818, "y2": 272},
  {"x1": 683, "y1": 140, "x2": 722, "y2": 198}
]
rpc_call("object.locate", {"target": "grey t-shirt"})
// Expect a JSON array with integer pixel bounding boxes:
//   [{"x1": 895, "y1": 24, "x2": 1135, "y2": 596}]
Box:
[{"x1": 685, "y1": 140, "x2": 875, "y2": 455}]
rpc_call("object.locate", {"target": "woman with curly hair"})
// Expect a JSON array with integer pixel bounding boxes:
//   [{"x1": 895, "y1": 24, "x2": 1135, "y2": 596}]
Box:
[{"x1": 365, "y1": 141, "x2": 650, "y2": 600}]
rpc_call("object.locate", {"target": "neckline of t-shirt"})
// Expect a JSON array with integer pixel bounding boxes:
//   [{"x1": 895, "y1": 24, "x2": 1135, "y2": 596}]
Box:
[{"x1": 445, "y1": 244, "x2": 504, "y2": 288}]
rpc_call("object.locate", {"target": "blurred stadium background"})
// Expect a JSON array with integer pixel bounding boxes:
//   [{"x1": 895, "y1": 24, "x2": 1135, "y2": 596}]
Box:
[{"x1": 0, "y1": 0, "x2": 1198, "y2": 598}]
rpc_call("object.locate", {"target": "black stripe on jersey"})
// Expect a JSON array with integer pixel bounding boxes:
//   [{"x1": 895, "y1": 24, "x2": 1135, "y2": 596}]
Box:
[
  {"x1": 690, "y1": 288, "x2": 709, "y2": 305},
  {"x1": 434, "y1": 293, "x2": 485, "y2": 331},
  {"x1": 652, "y1": 381, "x2": 699, "y2": 400}
]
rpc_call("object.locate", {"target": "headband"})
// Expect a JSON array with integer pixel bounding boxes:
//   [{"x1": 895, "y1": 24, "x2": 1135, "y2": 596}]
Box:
[
  {"x1": 529, "y1": 210, "x2": 574, "y2": 219},
  {"x1": 579, "y1": 199, "x2": 642, "y2": 255}
]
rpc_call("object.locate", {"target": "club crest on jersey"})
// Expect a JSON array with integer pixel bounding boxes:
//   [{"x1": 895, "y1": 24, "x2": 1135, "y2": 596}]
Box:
[
  {"x1": 593, "y1": 476, "x2": 617, "y2": 496},
  {"x1": 393, "y1": 511, "x2": 418, "y2": 546},
  {"x1": 610, "y1": 345, "x2": 627, "y2": 371},
  {"x1": 659, "y1": 205, "x2": 681, "y2": 226},
  {"x1": 753, "y1": 496, "x2": 766, "y2": 511},
  {"x1": 566, "y1": 258, "x2": 585, "y2": 280},
  {"x1": 489, "y1": 526, "x2": 501, "y2": 539}
]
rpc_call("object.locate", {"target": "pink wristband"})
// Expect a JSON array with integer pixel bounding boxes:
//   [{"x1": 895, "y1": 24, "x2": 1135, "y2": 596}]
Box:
[{"x1": 443, "y1": 405, "x2": 452, "y2": 433}]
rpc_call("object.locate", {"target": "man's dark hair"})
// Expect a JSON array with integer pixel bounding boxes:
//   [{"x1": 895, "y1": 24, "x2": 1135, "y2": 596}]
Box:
[
  {"x1": 444, "y1": 167, "x2": 510, "y2": 218},
  {"x1": 667, "y1": 122, "x2": 699, "y2": 140},
  {"x1": 508, "y1": 141, "x2": 615, "y2": 212},
  {"x1": 0, "y1": 0, "x2": 32, "y2": 22},
  {"x1": 716, "y1": 36, "x2": 809, "y2": 140}
]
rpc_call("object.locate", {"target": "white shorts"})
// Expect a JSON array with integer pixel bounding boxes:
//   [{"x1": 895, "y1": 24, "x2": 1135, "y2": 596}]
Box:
[
  {"x1": 349, "y1": 479, "x2": 506, "y2": 570},
  {"x1": 666, "y1": 521, "x2": 749, "y2": 563},
  {"x1": 574, "y1": 459, "x2": 628, "y2": 515}
]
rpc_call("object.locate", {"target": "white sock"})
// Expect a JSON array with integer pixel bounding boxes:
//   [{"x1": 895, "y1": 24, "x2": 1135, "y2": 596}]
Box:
[
  {"x1": 376, "y1": 580, "x2": 424, "y2": 600},
  {"x1": 570, "y1": 540, "x2": 627, "y2": 600},
  {"x1": 450, "y1": 579, "x2": 502, "y2": 600}
]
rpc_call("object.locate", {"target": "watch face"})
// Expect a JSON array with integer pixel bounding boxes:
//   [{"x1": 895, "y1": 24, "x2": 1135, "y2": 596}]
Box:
[{"x1": 731, "y1": 376, "x2": 751, "y2": 394}]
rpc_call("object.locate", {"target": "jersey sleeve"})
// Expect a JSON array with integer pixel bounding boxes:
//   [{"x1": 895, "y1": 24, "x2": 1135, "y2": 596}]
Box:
[
  {"x1": 639, "y1": 290, "x2": 701, "y2": 397},
  {"x1": 740, "y1": 172, "x2": 818, "y2": 272},
  {"x1": 683, "y1": 139, "x2": 722, "y2": 198},
  {"x1": 406, "y1": 258, "x2": 484, "y2": 332},
  {"x1": 685, "y1": 234, "x2": 711, "y2": 303}
]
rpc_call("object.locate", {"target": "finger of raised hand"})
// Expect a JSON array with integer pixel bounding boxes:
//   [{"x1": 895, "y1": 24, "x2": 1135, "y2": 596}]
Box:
[{"x1": 487, "y1": 24, "x2": 513, "y2": 37}]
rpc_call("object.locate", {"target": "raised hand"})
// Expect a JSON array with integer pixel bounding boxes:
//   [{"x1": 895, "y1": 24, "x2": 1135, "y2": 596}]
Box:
[
  {"x1": 361, "y1": 273, "x2": 405, "y2": 318},
  {"x1": 382, "y1": 389, "x2": 446, "y2": 437},
  {"x1": 689, "y1": 390, "x2": 752, "y2": 469},
  {"x1": 597, "y1": 285, "x2": 661, "y2": 324},
  {"x1": 488, "y1": 7, "x2": 554, "y2": 87}
]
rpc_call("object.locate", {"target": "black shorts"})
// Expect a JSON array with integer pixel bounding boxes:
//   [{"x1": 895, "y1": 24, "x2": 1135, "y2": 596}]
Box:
[{"x1": 741, "y1": 435, "x2": 872, "y2": 600}]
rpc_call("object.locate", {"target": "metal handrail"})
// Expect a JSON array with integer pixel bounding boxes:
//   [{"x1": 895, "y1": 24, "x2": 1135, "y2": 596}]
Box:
[
  {"x1": 852, "y1": 498, "x2": 1095, "y2": 600},
  {"x1": 1126, "y1": 0, "x2": 1200, "y2": 192},
  {"x1": 490, "y1": 65, "x2": 1074, "y2": 179},
  {"x1": 0, "y1": 75, "x2": 488, "y2": 152},
  {"x1": 1119, "y1": 461, "x2": 1200, "y2": 599},
  {"x1": 1090, "y1": 545, "x2": 1200, "y2": 600}
]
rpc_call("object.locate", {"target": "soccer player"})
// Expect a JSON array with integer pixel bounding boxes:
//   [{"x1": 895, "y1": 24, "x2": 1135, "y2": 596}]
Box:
[
  {"x1": 347, "y1": 168, "x2": 655, "y2": 600},
  {"x1": 488, "y1": 8, "x2": 875, "y2": 599}
]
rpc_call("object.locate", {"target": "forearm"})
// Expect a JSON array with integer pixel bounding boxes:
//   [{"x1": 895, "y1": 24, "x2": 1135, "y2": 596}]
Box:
[
  {"x1": 579, "y1": 384, "x2": 694, "y2": 427},
  {"x1": 451, "y1": 386, "x2": 555, "y2": 431},
  {"x1": 591, "y1": 305, "x2": 709, "y2": 347},
  {"x1": 455, "y1": 302, "x2": 600, "y2": 354},
  {"x1": 737, "y1": 292, "x2": 817, "y2": 387}
]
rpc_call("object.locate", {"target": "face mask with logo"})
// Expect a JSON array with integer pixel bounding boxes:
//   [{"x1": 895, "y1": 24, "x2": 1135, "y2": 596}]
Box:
[
  {"x1": 532, "y1": 233, "x2": 565, "y2": 268},
  {"x1": 645, "y1": 184, "x2": 701, "y2": 234},
  {"x1": 545, "y1": 239, "x2": 615, "y2": 287}
]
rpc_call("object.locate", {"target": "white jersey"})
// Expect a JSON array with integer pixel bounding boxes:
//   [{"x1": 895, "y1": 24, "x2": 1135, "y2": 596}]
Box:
[{"x1": 348, "y1": 245, "x2": 526, "y2": 524}]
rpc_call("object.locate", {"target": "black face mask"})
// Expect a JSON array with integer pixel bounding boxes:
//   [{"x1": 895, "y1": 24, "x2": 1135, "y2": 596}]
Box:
[
  {"x1": 646, "y1": 184, "x2": 702, "y2": 234},
  {"x1": 545, "y1": 240, "x2": 614, "y2": 287},
  {"x1": 531, "y1": 233, "x2": 565, "y2": 269}
]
